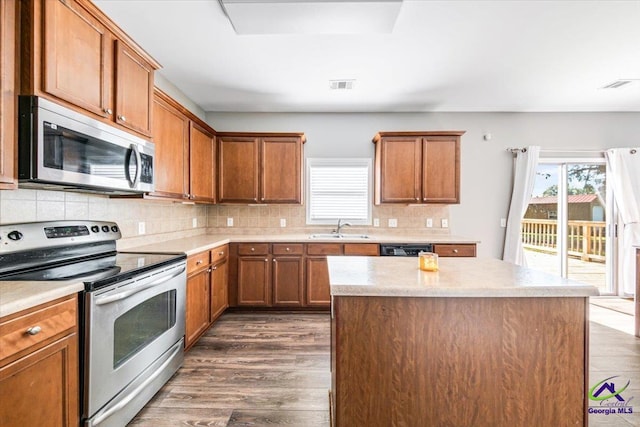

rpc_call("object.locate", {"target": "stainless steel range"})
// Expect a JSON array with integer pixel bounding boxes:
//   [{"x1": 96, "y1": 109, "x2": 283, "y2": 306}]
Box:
[{"x1": 0, "y1": 220, "x2": 186, "y2": 427}]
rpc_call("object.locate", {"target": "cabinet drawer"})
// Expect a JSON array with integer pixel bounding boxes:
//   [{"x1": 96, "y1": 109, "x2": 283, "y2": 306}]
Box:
[
  {"x1": 237, "y1": 243, "x2": 270, "y2": 256},
  {"x1": 211, "y1": 244, "x2": 229, "y2": 263},
  {"x1": 307, "y1": 243, "x2": 343, "y2": 256},
  {"x1": 433, "y1": 244, "x2": 476, "y2": 257},
  {"x1": 272, "y1": 244, "x2": 304, "y2": 255},
  {"x1": 188, "y1": 251, "x2": 211, "y2": 274},
  {"x1": 344, "y1": 243, "x2": 380, "y2": 256},
  {"x1": 0, "y1": 297, "x2": 77, "y2": 362}
]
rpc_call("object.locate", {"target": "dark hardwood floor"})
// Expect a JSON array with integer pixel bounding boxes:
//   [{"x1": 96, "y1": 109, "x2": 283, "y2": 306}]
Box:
[
  {"x1": 129, "y1": 312, "x2": 331, "y2": 426},
  {"x1": 129, "y1": 308, "x2": 639, "y2": 427}
]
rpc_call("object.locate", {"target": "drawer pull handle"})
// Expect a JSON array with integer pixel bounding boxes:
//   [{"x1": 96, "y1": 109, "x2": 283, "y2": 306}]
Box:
[
  {"x1": 196, "y1": 260, "x2": 203, "y2": 265},
  {"x1": 453, "y1": 249, "x2": 459, "y2": 253},
  {"x1": 26, "y1": 326, "x2": 42, "y2": 336},
  {"x1": 218, "y1": 251, "x2": 225, "y2": 256}
]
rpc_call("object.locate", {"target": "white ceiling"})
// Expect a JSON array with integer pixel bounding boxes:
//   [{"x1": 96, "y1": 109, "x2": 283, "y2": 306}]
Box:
[{"x1": 94, "y1": 0, "x2": 640, "y2": 113}]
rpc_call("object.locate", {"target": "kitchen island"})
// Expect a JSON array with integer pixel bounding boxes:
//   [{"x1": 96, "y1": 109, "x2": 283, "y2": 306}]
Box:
[{"x1": 328, "y1": 256, "x2": 599, "y2": 427}]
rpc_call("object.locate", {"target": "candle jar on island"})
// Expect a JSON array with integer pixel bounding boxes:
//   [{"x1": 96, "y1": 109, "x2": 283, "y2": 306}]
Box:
[{"x1": 419, "y1": 251, "x2": 439, "y2": 271}]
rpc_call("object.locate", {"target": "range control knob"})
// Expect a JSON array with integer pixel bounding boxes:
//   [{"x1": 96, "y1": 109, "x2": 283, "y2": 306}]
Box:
[
  {"x1": 110, "y1": 225, "x2": 119, "y2": 233},
  {"x1": 91, "y1": 225, "x2": 100, "y2": 233},
  {"x1": 7, "y1": 230, "x2": 23, "y2": 241},
  {"x1": 101, "y1": 225, "x2": 109, "y2": 232}
]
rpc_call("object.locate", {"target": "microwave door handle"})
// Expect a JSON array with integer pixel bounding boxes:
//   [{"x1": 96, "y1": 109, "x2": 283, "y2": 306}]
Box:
[{"x1": 131, "y1": 144, "x2": 142, "y2": 187}]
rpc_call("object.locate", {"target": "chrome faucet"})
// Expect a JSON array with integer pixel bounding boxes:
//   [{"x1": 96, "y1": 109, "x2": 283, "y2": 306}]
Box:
[{"x1": 333, "y1": 219, "x2": 352, "y2": 235}]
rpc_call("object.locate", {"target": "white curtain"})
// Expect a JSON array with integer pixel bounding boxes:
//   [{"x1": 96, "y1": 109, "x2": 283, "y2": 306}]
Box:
[
  {"x1": 503, "y1": 146, "x2": 540, "y2": 265},
  {"x1": 605, "y1": 148, "x2": 640, "y2": 295}
]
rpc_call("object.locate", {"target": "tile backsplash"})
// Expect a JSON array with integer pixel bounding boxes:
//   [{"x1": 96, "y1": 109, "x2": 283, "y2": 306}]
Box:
[{"x1": 0, "y1": 189, "x2": 209, "y2": 247}]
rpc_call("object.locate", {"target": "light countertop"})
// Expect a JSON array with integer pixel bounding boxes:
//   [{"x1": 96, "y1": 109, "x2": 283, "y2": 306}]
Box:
[
  {"x1": 1, "y1": 232, "x2": 479, "y2": 317},
  {"x1": 328, "y1": 256, "x2": 600, "y2": 298}
]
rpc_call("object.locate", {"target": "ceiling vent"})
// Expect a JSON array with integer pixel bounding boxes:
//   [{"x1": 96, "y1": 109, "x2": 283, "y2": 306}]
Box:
[
  {"x1": 329, "y1": 80, "x2": 355, "y2": 90},
  {"x1": 602, "y1": 80, "x2": 636, "y2": 89},
  {"x1": 218, "y1": 0, "x2": 403, "y2": 35}
]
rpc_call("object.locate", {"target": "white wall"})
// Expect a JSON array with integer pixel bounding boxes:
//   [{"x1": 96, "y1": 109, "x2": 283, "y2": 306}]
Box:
[
  {"x1": 155, "y1": 73, "x2": 206, "y2": 121},
  {"x1": 207, "y1": 111, "x2": 640, "y2": 259}
]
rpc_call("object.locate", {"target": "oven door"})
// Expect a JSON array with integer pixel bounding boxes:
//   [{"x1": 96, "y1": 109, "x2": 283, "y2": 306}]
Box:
[{"x1": 83, "y1": 261, "x2": 186, "y2": 422}]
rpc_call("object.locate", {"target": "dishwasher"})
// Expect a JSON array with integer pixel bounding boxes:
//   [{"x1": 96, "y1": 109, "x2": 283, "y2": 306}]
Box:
[{"x1": 379, "y1": 243, "x2": 433, "y2": 256}]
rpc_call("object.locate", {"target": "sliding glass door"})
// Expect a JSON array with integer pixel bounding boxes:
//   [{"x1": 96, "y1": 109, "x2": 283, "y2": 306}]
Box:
[{"x1": 522, "y1": 158, "x2": 615, "y2": 294}]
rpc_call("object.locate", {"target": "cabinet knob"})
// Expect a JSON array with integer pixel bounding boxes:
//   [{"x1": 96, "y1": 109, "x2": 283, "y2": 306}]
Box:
[
  {"x1": 196, "y1": 260, "x2": 203, "y2": 265},
  {"x1": 261, "y1": 197, "x2": 265, "y2": 201},
  {"x1": 264, "y1": 258, "x2": 268, "y2": 262},
  {"x1": 118, "y1": 115, "x2": 127, "y2": 122},
  {"x1": 218, "y1": 251, "x2": 225, "y2": 256},
  {"x1": 207, "y1": 268, "x2": 212, "y2": 273},
  {"x1": 415, "y1": 197, "x2": 419, "y2": 201},
  {"x1": 212, "y1": 266, "x2": 217, "y2": 270},
  {"x1": 453, "y1": 249, "x2": 459, "y2": 253},
  {"x1": 251, "y1": 247, "x2": 255, "y2": 252},
  {"x1": 104, "y1": 108, "x2": 113, "y2": 115},
  {"x1": 26, "y1": 326, "x2": 42, "y2": 336},
  {"x1": 423, "y1": 198, "x2": 427, "y2": 201},
  {"x1": 286, "y1": 247, "x2": 290, "y2": 252}
]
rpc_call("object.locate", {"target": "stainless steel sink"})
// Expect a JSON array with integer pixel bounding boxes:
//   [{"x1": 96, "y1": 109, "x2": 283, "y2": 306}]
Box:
[{"x1": 309, "y1": 233, "x2": 370, "y2": 239}]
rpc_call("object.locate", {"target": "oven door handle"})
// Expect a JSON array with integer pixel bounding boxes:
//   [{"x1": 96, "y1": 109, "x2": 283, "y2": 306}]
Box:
[
  {"x1": 90, "y1": 339, "x2": 182, "y2": 426},
  {"x1": 94, "y1": 266, "x2": 185, "y2": 306}
]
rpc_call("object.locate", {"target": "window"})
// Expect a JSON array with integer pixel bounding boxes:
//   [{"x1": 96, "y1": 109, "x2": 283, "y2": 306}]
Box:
[{"x1": 306, "y1": 158, "x2": 371, "y2": 225}]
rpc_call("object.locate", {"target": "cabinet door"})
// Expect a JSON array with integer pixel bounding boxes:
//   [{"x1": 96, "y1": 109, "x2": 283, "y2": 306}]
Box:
[
  {"x1": 0, "y1": 335, "x2": 78, "y2": 427},
  {"x1": 218, "y1": 136, "x2": 260, "y2": 203},
  {"x1": 261, "y1": 137, "x2": 302, "y2": 203},
  {"x1": 186, "y1": 269, "x2": 211, "y2": 349},
  {"x1": 378, "y1": 137, "x2": 422, "y2": 203},
  {"x1": 237, "y1": 256, "x2": 271, "y2": 306},
  {"x1": 272, "y1": 257, "x2": 304, "y2": 307},
  {"x1": 210, "y1": 258, "x2": 228, "y2": 321},
  {"x1": 306, "y1": 257, "x2": 331, "y2": 307},
  {"x1": 0, "y1": 0, "x2": 17, "y2": 188},
  {"x1": 151, "y1": 93, "x2": 189, "y2": 199},
  {"x1": 43, "y1": 0, "x2": 111, "y2": 118},
  {"x1": 422, "y1": 136, "x2": 459, "y2": 203},
  {"x1": 114, "y1": 40, "x2": 153, "y2": 136},
  {"x1": 189, "y1": 122, "x2": 216, "y2": 202}
]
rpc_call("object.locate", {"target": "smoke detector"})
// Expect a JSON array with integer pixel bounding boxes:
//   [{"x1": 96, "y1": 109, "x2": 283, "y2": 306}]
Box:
[{"x1": 329, "y1": 80, "x2": 355, "y2": 90}]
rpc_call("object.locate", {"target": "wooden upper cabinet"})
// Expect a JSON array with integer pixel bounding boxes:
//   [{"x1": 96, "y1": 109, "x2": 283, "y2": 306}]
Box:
[
  {"x1": 217, "y1": 132, "x2": 305, "y2": 204},
  {"x1": 373, "y1": 131, "x2": 464, "y2": 204},
  {"x1": 189, "y1": 122, "x2": 216, "y2": 203},
  {"x1": 261, "y1": 137, "x2": 302, "y2": 203},
  {"x1": 114, "y1": 41, "x2": 154, "y2": 136},
  {"x1": 0, "y1": 0, "x2": 18, "y2": 189},
  {"x1": 218, "y1": 136, "x2": 260, "y2": 203},
  {"x1": 21, "y1": 0, "x2": 160, "y2": 138},
  {"x1": 150, "y1": 88, "x2": 216, "y2": 203},
  {"x1": 151, "y1": 91, "x2": 189, "y2": 198}
]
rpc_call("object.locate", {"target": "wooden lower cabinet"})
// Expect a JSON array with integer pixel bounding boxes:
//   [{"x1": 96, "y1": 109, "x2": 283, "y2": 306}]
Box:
[
  {"x1": 185, "y1": 267, "x2": 211, "y2": 349},
  {"x1": 237, "y1": 257, "x2": 271, "y2": 306},
  {"x1": 306, "y1": 257, "x2": 331, "y2": 306},
  {"x1": 185, "y1": 245, "x2": 229, "y2": 349},
  {"x1": 0, "y1": 296, "x2": 79, "y2": 427},
  {"x1": 272, "y1": 256, "x2": 304, "y2": 307}
]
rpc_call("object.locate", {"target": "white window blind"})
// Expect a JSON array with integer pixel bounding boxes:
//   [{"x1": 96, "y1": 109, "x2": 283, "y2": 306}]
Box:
[{"x1": 306, "y1": 159, "x2": 371, "y2": 225}]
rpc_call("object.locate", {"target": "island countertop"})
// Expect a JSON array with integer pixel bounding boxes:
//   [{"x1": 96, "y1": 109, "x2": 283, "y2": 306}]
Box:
[{"x1": 327, "y1": 256, "x2": 599, "y2": 297}]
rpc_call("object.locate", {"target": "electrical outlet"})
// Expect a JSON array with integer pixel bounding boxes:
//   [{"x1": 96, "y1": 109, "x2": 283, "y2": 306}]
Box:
[
  {"x1": 388, "y1": 218, "x2": 398, "y2": 228},
  {"x1": 500, "y1": 218, "x2": 507, "y2": 228},
  {"x1": 441, "y1": 219, "x2": 449, "y2": 228},
  {"x1": 373, "y1": 218, "x2": 380, "y2": 227},
  {"x1": 226, "y1": 217, "x2": 234, "y2": 227},
  {"x1": 192, "y1": 218, "x2": 198, "y2": 228},
  {"x1": 138, "y1": 221, "x2": 146, "y2": 235},
  {"x1": 280, "y1": 218, "x2": 286, "y2": 227},
  {"x1": 426, "y1": 218, "x2": 433, "y2": 228}
]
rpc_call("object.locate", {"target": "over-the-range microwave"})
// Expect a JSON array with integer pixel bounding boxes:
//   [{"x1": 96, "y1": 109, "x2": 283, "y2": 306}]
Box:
[{"x1": 18, "y1": 96, "x2": 155, "y2": 194}]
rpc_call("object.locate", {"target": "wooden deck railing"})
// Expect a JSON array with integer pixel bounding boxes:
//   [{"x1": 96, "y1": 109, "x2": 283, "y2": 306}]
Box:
[{"x1": 521, "y1": 219, "x2": 606, "y2": 262}]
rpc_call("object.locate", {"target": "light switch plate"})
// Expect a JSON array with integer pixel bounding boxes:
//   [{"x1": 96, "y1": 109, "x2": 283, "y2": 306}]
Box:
[
  {"x1": 426, "y1": 218, "x2": 433, "y2": 228},
  {"x1": 441, "y1": 219, "x2": 449, "y2": 228},
  {"x1": 500, "y1": 218, "x2": 507, "y2": 227},
  {"x1": 138, "y1": 221, "x2": 146, "y2": 235},
  {"x1": 388, "y1": 218, "x2": 398, "y2": 228},
  {"x1": 373, "y1": 218, "x2": 380, "y2": 227},
  {"x1": 192, "y1": 218, "x2": 198, "y2": 228},
  {"x1": 280, "y1": 218, "x2": 286, "y2": 227},
  {"x1": 227, "y1": 217, "x2": 234, "y2": 227}
]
